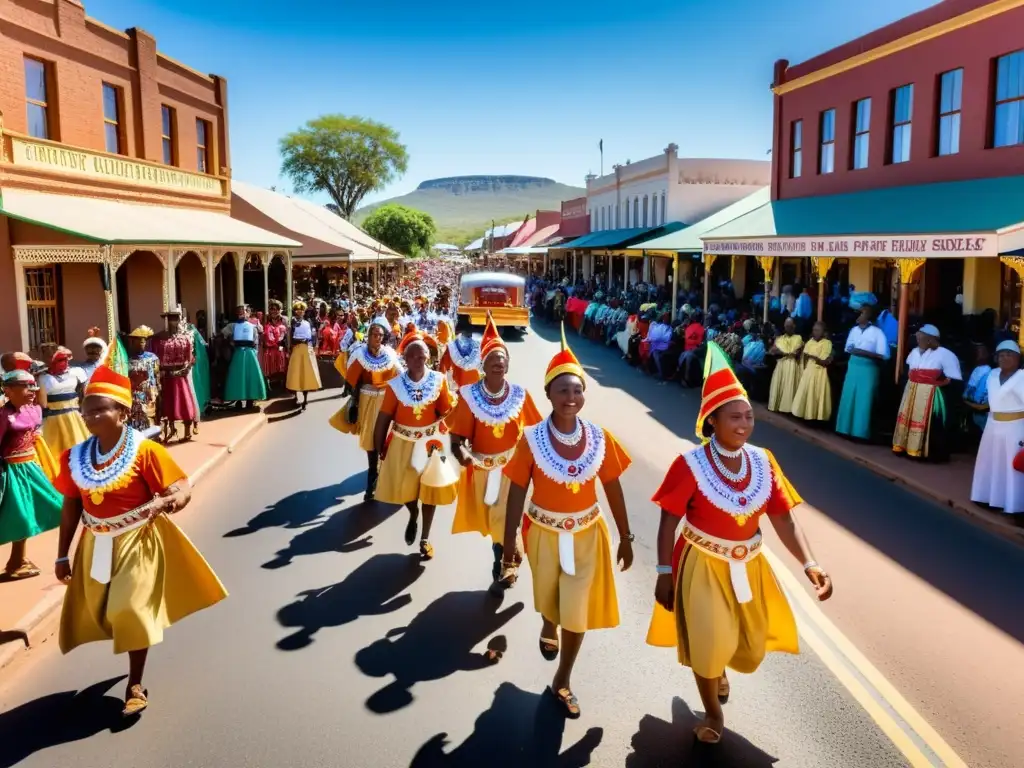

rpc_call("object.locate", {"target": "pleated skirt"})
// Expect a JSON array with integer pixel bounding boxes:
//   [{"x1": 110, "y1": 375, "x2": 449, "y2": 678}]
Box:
[
  {"x1": 0, "y1": 460, "x2": 63, "y2": 547},
  {"x1": 42, "y1": 411, "x2": 90, "y2": 457},
  {"x1": 375, "y1": 437, "x2": 457, "y2": 507},
  {"x1": 791, "y1": 365, "x2": 832, "y2": 421},
  {"x1": 224, "y1": 347, "x2": 268, "y2": 402},
  {"x1": 768, "y1": 358, "x2": 802, "y2": 414},
  {"x1": 450, "y1": 467, "x2": 510, "y2": 540},
  {"x1": 329, "y1": 391, "x2": 385, "y2": 453},
  {"x1": 286, "y1": 342, "x2": 322, "y2": 392}
]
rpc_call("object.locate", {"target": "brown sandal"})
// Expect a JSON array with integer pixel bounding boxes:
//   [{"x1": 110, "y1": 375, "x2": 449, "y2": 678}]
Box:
[
  {"x1": 122, "y1": 684, "x2": 148, "y2": 717},
  {"x1": 419, "y1": 540, "x2": 434, "y2": 560},
  {"x1": 485, "y1": 649, "x2": 502, "y2": 664},
  {"x1": 693, "y1": 724, "x2": 722, "y2": 744},
  {"x1": 546, "y1": 686, "x2": 581, "y2": 719},
  {"x1": 3, "y1": 562, "x2": 41, "y2": 580}
]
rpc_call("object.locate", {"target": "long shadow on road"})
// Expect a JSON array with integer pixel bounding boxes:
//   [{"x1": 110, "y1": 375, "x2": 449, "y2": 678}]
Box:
[
  {"x1": 0, "y1": 676, "x2": 131, "y2": 768},
  {"x1": 355, "y1": 590, "x2": 524, "y2": 714},
  {"x1": 530, "y1": 320, "x2": 1024, "y2": 645},
  {"x1": 261, "y1": 499, "x2": 401, "y2": 569},
  {"x1": 410, "y1": 681, "x2": 602, "y2": 768},
  {"x1": 275, "y1": 553, "x2": 425, "y2": 651},
  {"x1": 223, "y1": 476, "x2": 367, "y2": 538}
]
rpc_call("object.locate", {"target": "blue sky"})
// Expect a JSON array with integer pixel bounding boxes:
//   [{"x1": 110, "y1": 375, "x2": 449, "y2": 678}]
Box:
[{"x1": 84, "y1": 0, "x2": 936, "y2": 204}]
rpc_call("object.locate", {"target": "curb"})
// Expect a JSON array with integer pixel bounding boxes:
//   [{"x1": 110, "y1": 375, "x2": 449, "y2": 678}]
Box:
[
  {"x1": 0, "y1": 415, "x2": 268, "y2": 673},
  {"x1": 755, "y1": 404, "x2": 1024, "y2": 548}
]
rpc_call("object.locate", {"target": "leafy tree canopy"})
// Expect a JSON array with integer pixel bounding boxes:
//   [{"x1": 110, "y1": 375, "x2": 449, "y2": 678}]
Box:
[
  {"x1": 279, "y1": 115, "x2": 409, "y2": 219},
  {"x1": 362, "y1": 203, "x2": 437, "y2": 257}
]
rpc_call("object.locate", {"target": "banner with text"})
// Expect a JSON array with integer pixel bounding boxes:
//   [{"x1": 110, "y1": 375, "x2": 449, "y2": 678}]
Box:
[{"x1": 701, "y1": 234, "x2": 998, "y2": 259}]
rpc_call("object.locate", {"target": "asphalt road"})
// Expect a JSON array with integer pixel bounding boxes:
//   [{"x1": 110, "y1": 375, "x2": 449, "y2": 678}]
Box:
[{"x1": 0, "y1": 325, "x2": 1018, "y2": 767}]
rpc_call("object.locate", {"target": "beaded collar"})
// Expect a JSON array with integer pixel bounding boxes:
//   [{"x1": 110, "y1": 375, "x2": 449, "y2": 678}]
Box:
[
  {"x1": 524, "y1": 417, "x2": 605, "y2": 494},
  {"x1": 69, "y1": 427, "x2": 144, "y2": 506},
  {"x1": 389, "y1": 369, "x2": 443, "y2": 418},
  {"x1": 350, "y1": 344, "x2": 399, "y2": 373},
  {"x1": 460, "y1": 382, "x2": 527, "y2": 438},
  {"x1": 681, "y1": 443, "x2": 772, "y2": 527},
  {"x1": 448, "y1": 337, "x2": 480, "y2": 370}
]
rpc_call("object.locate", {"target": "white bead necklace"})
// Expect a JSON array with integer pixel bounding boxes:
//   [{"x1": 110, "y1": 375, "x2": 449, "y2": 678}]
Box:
[
  {"x1": 710, "y1": 439, "x2": 748, "y2": 484},
  {"x1": 482, "y1": 379, "x2": 508, "y2": 400},
  {"x1": 547, "y1": 416, "x2": 583, "y2": 447},
  {"x1": 711, "y1": 437, "x2": 744, "y2": 458},
  {"x1": 94, "y1": 426, "x2": 128, "y2": 465}
]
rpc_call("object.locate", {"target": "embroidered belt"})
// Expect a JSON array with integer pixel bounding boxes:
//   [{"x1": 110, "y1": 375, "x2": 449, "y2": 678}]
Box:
[
  {"x1": 4, "y1": 449, "x2": 37, "y2": 464},
  {"x1": 992, "y1": 411, "x2": 1024, "y2": 422},
  {"x1": 44, "y1": 401, "x2": 80, "y2": 416},
  {"x1": 682, "y1": 523, "x2": 762, "y2": 605},
  {"x1": 360, "y1": 386, "x2": 385, "y2": 396},
  {"x1": 83, "y1": 503, "x2": 162, "y2": 585},
  {"x1": 526, "y1": 502, "x2": 602, "y2": 576},
  {"x1": 391, "y1": 419, "x2": 448, "y2": 473},
  {"x1": 391, "y1": 419, "x2": 444, "y2": 442},
  {"x1": 471, "y1": 447, "x2": 516, "y2": 506},
  {"x1": 233, "y1": 340, "x2": 256, "y2": 348}
]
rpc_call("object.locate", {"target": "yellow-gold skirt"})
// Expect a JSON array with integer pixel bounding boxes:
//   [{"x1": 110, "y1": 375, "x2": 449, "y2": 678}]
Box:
[
  {"x1": 42, "y1": 411, "x2": 90, "y2": 457},
  {"x1": 525, "y1": 516, "x2": 619, "y2": 634},
  {"x1": 60, "y1": 515, "x2": 228, "y2": 655},
  {"x1": 286, "y1": 341, "x2": 322, "y2": 392},
  {"x1": 328, "y1": 391, "x2": 385, "y2": 453},
  {"x1": 451, "y1": 467, "x2": 509, "y2": 540},
  {"x1": 645, "y1": 546, "x2": 798, "y2": 678},
  {"x1": 375, "y1": 437, "x2": 457, "y2": 507}
]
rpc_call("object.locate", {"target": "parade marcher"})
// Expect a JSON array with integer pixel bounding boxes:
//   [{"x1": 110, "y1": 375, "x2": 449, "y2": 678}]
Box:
[
  {"x1": 152, "y1": 307, "x2": 199, "y2": 443},
  {"x1": 78, "y1": 328, "x2": 107, "y2": 383},
  {"x1": 790, "y1": 320, "x2": 834, "y2": 423},
  {"x1": 0, "y1": 355, "x2": 62, "y2": 580},
  {"x1": 892, "y1": 324, "x2": 962, "y2": 461},
  {"x1": 331, "y1": 319, "x2": 400, "y2": 501},
  {"x1": 126, "y1": 327, "x2": 160, "y2": 433},
  {"x1": 439, "y1": 315, "x2": 481, "y2": 393},
  {"x1": 333, "y1": 312, "x2": 359, "y2": 390},
  {"x1": 373, "y1": 329, "x2": 458, "y2": 560},
  {"x1": 499, "y1": 326, "x2": 634, "y2": 719},
  {"x1": 767, "y1": 317, "x2": 803, "y2": 414},
  {"x1": 646, "y1": 342, "x2": 833, "y2": 743},
  {"x1": 223, "y1": 305, "x2": 268, "y2": 411},
  {"x1": 449, "y1": 313, "x2": 542, "y2": 586},
  {"x1": 835, "y1": 306, "x2": 890, "y2": 441},
  {"x1": 54, "y1": 338, "x2": 227, "y2": 716},
  {"x1": 37, "y1": 347, "x2": 90, "y2": 456},
  {"x1": 261, "y1": 300, "x2": 290, "y2": 389},
  {"x1": 286, "y1": 301, "x2": 322, "y2": 411},
  {"x1": 971, "y1": 340, "x2": 1024, "y2": 515}
]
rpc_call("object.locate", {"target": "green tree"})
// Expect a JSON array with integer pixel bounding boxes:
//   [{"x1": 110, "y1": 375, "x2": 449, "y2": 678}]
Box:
[
  {"x1": 279, "y1": 115, "x2": 409, "y2": 219},
  {"x1": 362, "y1": 204, "x2": 437, "y2": 257}
]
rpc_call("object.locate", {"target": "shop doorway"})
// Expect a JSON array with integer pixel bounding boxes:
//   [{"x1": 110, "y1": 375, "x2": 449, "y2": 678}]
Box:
[{"x1": 116, "y1": 250, "x2": 163, "y2": 333}]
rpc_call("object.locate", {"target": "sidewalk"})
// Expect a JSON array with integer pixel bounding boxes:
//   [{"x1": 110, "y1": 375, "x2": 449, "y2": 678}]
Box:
[
  {"x1": 0, "y1": 411, "x2": 266, "y2": 672},
  {"x1": 754, "y1": 403, "x2": 1024, "y2": 546}
]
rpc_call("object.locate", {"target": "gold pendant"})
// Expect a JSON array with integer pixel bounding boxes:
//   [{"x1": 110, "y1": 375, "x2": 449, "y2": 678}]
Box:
[
  {"x1": 735, "y1": 514, "x2": 749, "y2": 526},
  {"x1": 90, "y1": 490, "x2": 105, "y2": 506},
  {"x1": 492, "y1": 423, "x2": 505, "y2": 439},
  {"x1": 569, "y1": 482, "x2": 581, "y2": 494},
  {"x1": 413, "y1": 404, "x2": 425, "y2": 419}
]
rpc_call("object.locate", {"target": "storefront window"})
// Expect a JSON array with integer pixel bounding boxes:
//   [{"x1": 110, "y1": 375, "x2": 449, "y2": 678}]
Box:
[
  {"x1": 642, "y1": 196, "x2": 649, "y2": 227},
  {"x1": 889, "y1": 84, "x2": 913, "y2": 164},
  {"x1": 790, "y1": 120, "x2": 803, "y2": 178},
  {"x1": 819, "y1": 108, "x2": 836, "y2": 174},
  {"x1": 994, "y1": 50, "x2": 1024, "y2": 148},
  {"x1": 24, "y1": 266, "x2": 61, "y2": 353},
  {"x1": 852, "y1": 98, "x2": 870, "y2": 169},
  {"x1": 633, "y1": 198, "x2": 639, "y2": 227},
  {"x1": 660, "y1": 194, "x2": 666, "y2": 226},
  {"x1": 938, "y1": 69, "x2": 962, "y2": 156}
]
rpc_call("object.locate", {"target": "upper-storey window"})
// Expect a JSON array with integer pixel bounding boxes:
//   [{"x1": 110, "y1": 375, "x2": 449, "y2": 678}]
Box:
[
  {"x1": 633, "y1": 198, "x2": 639, "y2": 227},
  {"x1": 196, "y1": 118, "x2": 212, "y2": 173},
  {"x1": 102, "y1": 83, "x2": 124, "y2": 155},
  {"x1": 161, "y1": 105, "x2": 177, "y2": 165},
  {"x1": 790, "y1": 120, "x2": 803, "y2": 178},
  {"x1": 819, "y1": 109, "x2": 836, "y2": 174},
  {"x1": 937, "y1": 69, "x2": 962, "y2": 156},
  {"x1": 852, "y1": 98, "x2": 870, "y2": 169},
  {"x1": 994, "y1": 50, "x2": 1024, "y2": 148},
  {"x1": 660, "y1": 193, "x2": 666, "y2": 225},
  {"x1": 889, "y1": 84, "x2": 913, "y2": 164},
  {"x1": 24, "y1": 57, "x2": 52, "y2": 140},
  {"x1": 642, "y1": 195, "x2": 649, "y2": 227}
]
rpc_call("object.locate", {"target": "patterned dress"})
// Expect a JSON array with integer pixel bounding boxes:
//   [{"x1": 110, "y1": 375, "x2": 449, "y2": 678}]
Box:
[
  {"x1": 152, "y1": 332, "x2": 198, "y2": 422},
  {"x1": 127, "y1": 352, "x2": 159, "y2": 431}
]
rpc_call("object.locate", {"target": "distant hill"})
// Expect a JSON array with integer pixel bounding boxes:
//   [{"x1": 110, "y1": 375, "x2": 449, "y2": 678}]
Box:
[{"x1": 354, "y1": 176, "x2": 585, "y2": 246}]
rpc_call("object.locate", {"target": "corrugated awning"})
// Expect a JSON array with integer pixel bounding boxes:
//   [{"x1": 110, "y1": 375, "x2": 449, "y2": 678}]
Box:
[
  {"x1": 557, "y1": 222, "x2": 686, "y2": 250},
  {"x1": 0, "y1": 187, "x2": 300, "y2": 248}
]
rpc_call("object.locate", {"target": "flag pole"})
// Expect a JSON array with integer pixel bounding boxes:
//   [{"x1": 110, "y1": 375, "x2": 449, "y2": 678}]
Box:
[{"x1": 599, "y1": 139, "x2": 604, "y2": 177}]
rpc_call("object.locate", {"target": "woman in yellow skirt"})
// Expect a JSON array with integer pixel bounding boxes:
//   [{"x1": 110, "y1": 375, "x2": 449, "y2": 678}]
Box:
[
  {"x1": 374, "y1": 329, "x2": 457, "y2": 561},
  {"x1": 286, "y1": 300, "x2": 322, "y2": 411},
  {"x1": 767, "y1": 317, "x2": 803, "y2": 414},
  {"x1": 331, "y1": 318, "x2": 400, "y2": 501},
  {"x1": 54, "y1": 339, "x2": 227, "y2": 717},
  {"x1": 646, "y1": 342, "x2": 833, "y2": 743},
  {"x1": 37, "y1": 347, "x2": 90, "y2": 456},
  {"x1": 791, "y1": 320, "x2": 834, "y2": 422},
  {"x1": 500, "y1": 326, "x2": 634, "y2": 719},
  {"x1": 449, "y1": 312, "x2": 542, "y2": 588}
]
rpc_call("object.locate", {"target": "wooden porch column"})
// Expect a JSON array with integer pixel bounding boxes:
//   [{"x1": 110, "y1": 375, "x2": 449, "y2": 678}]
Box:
[
  {"x1": 348, "y1": 259, "x2": 354, "y2": 301},
  {"x1": 671, "y1": 253, "x2": 679, "y2": 320},
  {"x1": 204, "y1": 249, "x2": 216, "y2": 339},
  {"x1": 810, "y1": 256, "x2": 835, "y2": 322},
  {"x1": 572, "y1": 251, "x2": 578, "y2": 282},
  {"x1": 1000, "y1": 257, "x2": 1024, "y2": 345},
  {"x1": 285, "y1": 252, "x2": 293, "y2": 315},
  {"x1": 702, "y1": 253, "x2": 717, "y2": 312},
  {"x1": 163, "y1": 248, "x2": 176, "y2": 312},
  {"x1": 262, "y1": 251, "x2": 271, "y2": 314},
  {"x1": 894, "y1": 258, "x2": 926, "y2": 383},
  {"x1": 234, "y1": 252, "x2": 245, "y2": 308},
  {"x1": 757, "y1": 256, "x2": 776, "y2": 324}
]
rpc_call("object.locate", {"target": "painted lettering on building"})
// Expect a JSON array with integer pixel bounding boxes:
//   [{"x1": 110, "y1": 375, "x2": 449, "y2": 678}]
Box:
[
  {"x1": 703, "y1": 234, "x2": 997, "y2": 259},
  {"x1": 9, "y1": 137, "x2": 223, "y2": 197}
]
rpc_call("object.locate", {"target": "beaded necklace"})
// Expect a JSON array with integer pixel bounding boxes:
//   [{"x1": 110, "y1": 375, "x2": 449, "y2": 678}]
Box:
[{"x1": 69, "y1": 427, "x2": 143, "y2": 506}]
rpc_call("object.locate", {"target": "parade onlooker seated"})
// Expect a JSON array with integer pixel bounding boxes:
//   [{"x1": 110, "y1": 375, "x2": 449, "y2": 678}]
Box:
[{"x1": 644, "y1": 312, "x2": 674, "y2": 379}]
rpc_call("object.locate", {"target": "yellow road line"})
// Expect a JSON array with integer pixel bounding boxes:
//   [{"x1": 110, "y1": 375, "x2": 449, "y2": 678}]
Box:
[{"x1": 763, "y1": 547, "x2": 968, "y2": 768}]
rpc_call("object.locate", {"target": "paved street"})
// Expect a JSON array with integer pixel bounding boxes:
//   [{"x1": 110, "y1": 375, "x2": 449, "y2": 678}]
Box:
[{"x1": 0, "y1": 326, "x2": 1020, "y2": 767}]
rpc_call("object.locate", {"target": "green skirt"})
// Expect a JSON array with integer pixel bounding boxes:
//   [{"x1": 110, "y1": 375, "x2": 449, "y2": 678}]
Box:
[
  {"x1": 224, "y1": 347, "x2": 268, "y2": 402},
  {"x1": 0, "y1": 460, "x2": 63, "y2": 546},
  {"x1": 191, "y1": 329, "x2": 211, "y2": 413}
]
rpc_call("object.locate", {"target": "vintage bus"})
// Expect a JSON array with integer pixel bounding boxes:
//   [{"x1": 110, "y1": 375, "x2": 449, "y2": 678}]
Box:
[{"x1": 457, "y1": 272, "x2": 529, "y2": 329}]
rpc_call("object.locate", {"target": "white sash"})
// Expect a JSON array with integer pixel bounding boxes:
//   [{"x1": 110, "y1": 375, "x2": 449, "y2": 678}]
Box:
[{"x1": 682, "y1": 523, "x2": 763, "y2": 604}]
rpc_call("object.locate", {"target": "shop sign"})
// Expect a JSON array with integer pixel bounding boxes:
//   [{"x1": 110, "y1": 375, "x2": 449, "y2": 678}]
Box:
[
  {"x1": 561, "y1": 198, "x2": 588, "y2": 219},
  {"x1": 9, "y1": 136, "x2": 223, "y2": 197},
  {"x1": 702, "y1": 233, "x2": 997, "y2": 259}
]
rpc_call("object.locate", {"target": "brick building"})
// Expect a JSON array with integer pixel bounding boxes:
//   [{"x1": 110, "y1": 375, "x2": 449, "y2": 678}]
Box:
[
  {"x1": 698, "y1": 0, "x2": 1024, "y2": 356},
  {"x1": 0, "y1": 0, "x2": 297, "y2": 355}
]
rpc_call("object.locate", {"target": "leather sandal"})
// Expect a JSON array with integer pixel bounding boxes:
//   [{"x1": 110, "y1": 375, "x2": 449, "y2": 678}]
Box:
[
  {"x1": 693, "y1": 724, "x2": 722, "y2": 744},
  {"x1": 122, "y1": 684, "x2": 149, "y2": 717},
  {"x1": 546, "y1": 686, "x2": 581, "y2": 719},
  {"x1": 3, "y1": 562, "x2": 41, "y2": 580},
  {"x1": 538, "y1": 636, "x2": 559, "y2": 661},
  {"x1": 419, "y1": 540, "x2": 434, "y2": 560}
]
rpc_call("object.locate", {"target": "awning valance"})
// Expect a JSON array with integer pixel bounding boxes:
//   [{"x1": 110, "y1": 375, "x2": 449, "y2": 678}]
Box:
[
  {"x1": 0, "y1": 187, "x2": 299, "y2": 249},
  {"x1": 556, "y1": 223, "x2": 686, "y2": 250}
]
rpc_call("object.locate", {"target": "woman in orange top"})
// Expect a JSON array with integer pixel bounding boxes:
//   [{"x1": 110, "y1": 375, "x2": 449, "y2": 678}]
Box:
[
  {"x1": 439, "y1": 315, "x2": 481, "y2": 393},
  {"x1": 646, "y1": 342, "x2": 833, "y2": 744},
  {"x1": 330, "y1": 318, "x2": 400, "y2": 502},
  {"x1": 450, "y1": 313, "x2": 542, "y2": 588},
  {"x1": 53, "y1": 339, "x2": 226, "y2": 717},
  {"x1": 374, "y1": 330, "x2": 457, "y2": 561},
  {"x1": 500, "y1": 327, "x2": 634, "y2": 719}
]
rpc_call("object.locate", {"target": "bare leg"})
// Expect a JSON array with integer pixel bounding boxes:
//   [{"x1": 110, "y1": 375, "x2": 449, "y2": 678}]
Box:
[
  {"x1": 551, "y1": 628, "x2": 584, "y2": 692},
  {"x1": 420, "y1": 504, "x2": 436, "y2": 540},
  {"x1": 128, "y1": 648, "x2": 149, "y2": 688},
  {"x1": 5, "y1": 540, "x2": 28, "y2": 571},
  {"x1": 693, "y1": 672, "x2": 725, "y2": 741}
]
